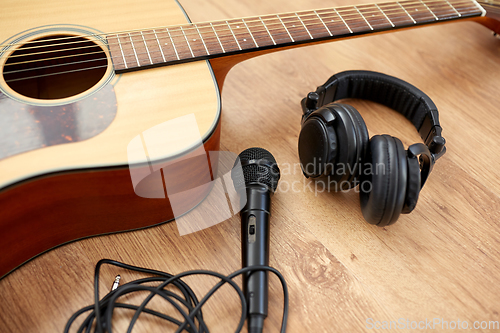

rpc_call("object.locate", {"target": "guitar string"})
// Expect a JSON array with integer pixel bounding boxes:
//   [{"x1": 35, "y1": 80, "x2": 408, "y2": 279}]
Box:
[
  {"x1": 3, "y1": 2, "x2": 477, "y2": 65},
  {"x1": 0, "y1": 0, "x2": 480, "y2": 65},
  {"x1": 2, "y1": 5, "x2": 482, "y2": 83},
  {"x1": 0, "y1": 0, "x2": 478, "y2": 53},
  {"x1": 0, "y1": 0, "x2": 479, "y2": 59},
  {"x1": 0, "y1": 0, "x2": 479, "y2": 67},
  {"x1": 1, "y1": 2, "x2": 481, "y2": 75},
  {"x1": 1, "y1": 1, "x2": 478, "y2": 59},
  {"x1": 0, "y1": 0, "x2": 480, "y2": 51},
  {"x1": 0, "y1": 0, "x2": 480, "y2": 50},
  {"x1": 3, "y1": 7, "x2": 481, "y2": 81}
]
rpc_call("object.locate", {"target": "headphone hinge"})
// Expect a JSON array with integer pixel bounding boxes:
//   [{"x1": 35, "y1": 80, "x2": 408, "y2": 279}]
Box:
[
  {"x1": 301, "y1": 77, "x2": 340, "y2": 122},
  {"x1": 419, "y1": 110, "x2": 446, "y2": 160},
  {"x1": 301, "y1": 92, "x2": 320, "y2": 123}
]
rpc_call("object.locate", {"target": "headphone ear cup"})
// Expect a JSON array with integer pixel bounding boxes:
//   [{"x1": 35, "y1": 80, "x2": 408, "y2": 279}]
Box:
[
  {"x1": 402, "y1": 155, "x2": 421, "y2": 214},
  {"x1": 298, "y1": 103, "x2": 369, "y2": 190},
  {"x1": 321, "y1": 103, "x2": 368, "y2": 189},
  {"x1": 360, "y1": 135, "x2": 407, "y2": 226},
  {"x1": 335, "y1": 103, "x2": 369, "y2": 187}
]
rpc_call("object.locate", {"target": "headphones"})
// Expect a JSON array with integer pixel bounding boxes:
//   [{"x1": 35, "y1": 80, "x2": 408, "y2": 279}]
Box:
[{"x1": 298, "y1": 70, "x2": 446, "y2": 227}]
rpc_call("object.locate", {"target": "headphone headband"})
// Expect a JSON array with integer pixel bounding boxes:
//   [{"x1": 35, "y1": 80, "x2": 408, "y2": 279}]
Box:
[{"x1": 301, "y1": 70, "x2": 446, "y2": 160}]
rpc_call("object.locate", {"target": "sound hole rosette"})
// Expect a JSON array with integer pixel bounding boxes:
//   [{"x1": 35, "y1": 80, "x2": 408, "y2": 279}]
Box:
[{"x1": 0, "y1": 25, "x2": 114, "y2": 106}]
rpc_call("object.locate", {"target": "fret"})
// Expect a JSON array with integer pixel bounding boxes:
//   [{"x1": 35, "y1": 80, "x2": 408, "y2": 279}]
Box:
[
  {"x1": 334, "y1": 8, "x2": 353, "y2": 34},
  {"x1": 277, "y1": 14, "x2": 305, "y2": 41},
  {"x1": 140, "y1": 30, "x2": 165, "y2": 64},
  {"x1": 314, "y1": 10, "x2": 333, "y2": 36},
  {"x1": 259, "y1": 16, "x2": 292, "y2": 44},
  {"x1": 180, "y1": 26, "x2": 195, "y2": 58},
  {"x1": 211, "y1": 22, "x2": 241, "y2": 53},
  {"x1": 295, "y1": 13, "x2": 313, "y2": 39},
  {"x1": 225, "y1": 21, "x2": 242, "y2": 50},
  {"x1": 140, "y1": 31, "x2": 153, "y2": 64},
  {"x1": 399, "y1": 0, "x2": 436, "y2": 23},
  {"x1": 117, "y1": 36, "x2": 127, "y2": 69},
  {"x1": 379, "y1": 3, "x2": 415, "y2": 25},
  {"x1": 112, "y1": 34, "x2": 139, "y2": 68},
  {"x1": 337, "y1": 7, "x2": 371, "y2": 33},
  {"x1": 226, "y1": 19, "x2": 257, "y2": 49},
  {"x1": 356, "y1": 4, "x2": 394, "y2": 30},
  {"x1": 447, "y1": 1, "x2": 482, "y2": 15},
  {"x1": 419, "y1": 0, "x2": 439, "y2": 20},
  {"x1": 355, "y1": 6, "x2": 374, "y2": 30},
  {"x1": 180, "y1": 26, "x2": 208, "y2": 58},
  {"x1": 296, "y1": 11, "x2": 331, "y2": 39},
  {"x1": 242, "y1": 19, "x2": 259, "y2": 48},
  {"x1": 436, "y1": 1, "x2": 484, "y2": 19},
  {"x1": 128, "y1": 33, "x2": 141, "y2": 66},
  {"x1": 256, "y1": 17, "x2": 277, "y2": 46},
  {"x1": 398, "y1": 2, "x2": 417, "y2": 24},
  {"x1": 130, "y1": 31, "x2": 160, "y2": 65},
  {"x1": 444, "y1": 0, "x2": 462, "y2": 17},
  {"x1": 375, "y1": 4, "x2": 395, "y2": 28},
  {"x1": 209, "y1": 23, "x2": 226, "y2": 53},
  {"x1": 194, "y1": 25, "x2": 210, "y2": 55},
  {"x1": 279, "y1": 14, "x2": 313, "y2": 42},
  {"x1": 276, "y1": 15, "x2": 295, "y2": 42},
  {"x1": 196, "y1": 23, "x2": 224, "y2": 54},
  {"x1": 166, "y1": 29, "x2": 180, "y2": 60},
  {"x1": 428, "y1": 0, "x2": 462, "y2": 19},
  {"x1": 315, "y1": 9, "x2": 352, "y2": 35},
  {"x1": 153, "y1": 30, "x2": 166, "y2": 62},
  {"x1": 137, "y1": 30, "x2": 164, "y2": 65},
  {"x1": 167, "y1": 27, "x2": 192, "y2": 59},
  {"x1": 154, "y1": 29, "x2": 181, "y2": 62},
  {"x1": 115, "y1": 36, "x2": 127, "y2": 69},
  {"x1": 107, "y1": 34, "x2": 128, "y2": 70}
]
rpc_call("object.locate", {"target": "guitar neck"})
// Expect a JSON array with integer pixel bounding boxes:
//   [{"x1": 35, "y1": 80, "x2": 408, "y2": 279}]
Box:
[{"x1": 108, "y1": 0, "x2": 485, "y2": 72}]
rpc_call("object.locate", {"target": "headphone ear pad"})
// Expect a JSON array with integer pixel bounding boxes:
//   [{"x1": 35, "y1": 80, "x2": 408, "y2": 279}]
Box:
[
  {"x1": 335, "y1": 103, "x2": 369, "y2": 186},
  {"x1": 402, "y1": 155, "x2": 421, "y2": 214},
  {"x1": 360, "y1": 135, "x2": 407, "y2": 226},
  {"x1": 322, "y1": 103, "x2": 369, "y2": 189}
]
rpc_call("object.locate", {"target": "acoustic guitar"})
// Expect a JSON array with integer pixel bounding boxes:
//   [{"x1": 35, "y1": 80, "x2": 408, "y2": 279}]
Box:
[{"x1": 0, "y1": 0, "x2": 498, "y2": 279}]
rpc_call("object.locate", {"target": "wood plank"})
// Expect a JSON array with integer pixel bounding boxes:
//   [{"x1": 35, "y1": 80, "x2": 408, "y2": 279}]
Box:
[{"x1": 1, "y1": 0, "x2": 500, "y2": 332}]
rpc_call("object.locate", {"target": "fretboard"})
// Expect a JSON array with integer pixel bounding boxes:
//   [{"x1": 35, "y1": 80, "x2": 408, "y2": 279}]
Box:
[{"x1": 107, "y1": 0, "x2": 485, "y2": 72}]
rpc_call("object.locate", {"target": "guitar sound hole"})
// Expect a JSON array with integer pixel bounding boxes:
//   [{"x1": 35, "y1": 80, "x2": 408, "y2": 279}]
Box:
[{"x1": 3, "y1": 34, "x2": 108, "y2": 100}]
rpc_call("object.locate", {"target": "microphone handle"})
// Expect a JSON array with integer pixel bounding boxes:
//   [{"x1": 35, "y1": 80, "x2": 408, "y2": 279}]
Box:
[{"x1": 241, "y1": 185, "x2": 271, "y2": 333}]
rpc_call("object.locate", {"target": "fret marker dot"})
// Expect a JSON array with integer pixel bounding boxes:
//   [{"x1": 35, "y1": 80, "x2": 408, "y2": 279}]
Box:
[
  {"x1": 243, "y1": 39, "x2": 247, "y2": 41},
  {"x1": 237, "y1": 26, "x2": 240, "y2": 28},
  {"x1": 193, "y1": 39, "x2": 197, "y2": 41},
  {"x1": 292, "y1": 25, "x2": 296, "y2": 27}
]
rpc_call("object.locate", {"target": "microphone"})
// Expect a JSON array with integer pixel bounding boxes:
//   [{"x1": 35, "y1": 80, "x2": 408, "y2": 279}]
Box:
[{"x1": 233, "y1": 147, "x2": 280, "y2": 333}]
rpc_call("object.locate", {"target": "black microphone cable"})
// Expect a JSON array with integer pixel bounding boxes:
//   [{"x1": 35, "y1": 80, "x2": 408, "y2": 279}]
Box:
[{"x1": 64, "y1": 259, "x2": 288, "y2": 333}]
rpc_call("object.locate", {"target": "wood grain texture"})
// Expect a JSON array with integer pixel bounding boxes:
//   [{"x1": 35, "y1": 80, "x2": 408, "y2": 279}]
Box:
[
  {"x1": 0, "y1": 121, "x2": 221, "y2": 278},
  {"x1": 1, "y1": 0, "x2": 500, "y2": 332}
]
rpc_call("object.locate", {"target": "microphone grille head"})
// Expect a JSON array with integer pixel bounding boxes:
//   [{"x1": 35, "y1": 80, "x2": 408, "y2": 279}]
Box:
[{"x1": 234, "y1": 147, "x2": 280, "y2": 192}]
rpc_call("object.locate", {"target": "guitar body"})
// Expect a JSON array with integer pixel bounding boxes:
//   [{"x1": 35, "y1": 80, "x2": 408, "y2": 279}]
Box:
[
  {"x1": 0, "y1": 0, "x2": 221, "y2": 277},
  {"x1": 1, "y1": 0, "x2": 499, "y2": 279}
]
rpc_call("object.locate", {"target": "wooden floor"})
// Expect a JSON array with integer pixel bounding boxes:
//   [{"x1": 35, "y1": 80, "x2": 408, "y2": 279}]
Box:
[{"x1": 1, "y1": 0, "x2": 499, "y2": 332}]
